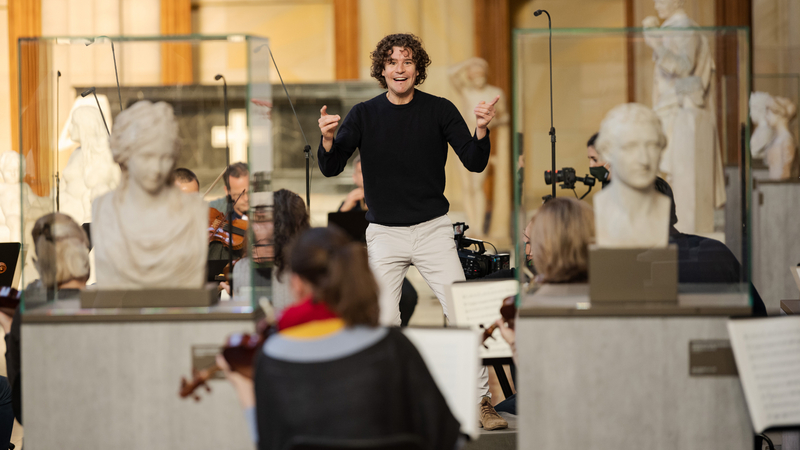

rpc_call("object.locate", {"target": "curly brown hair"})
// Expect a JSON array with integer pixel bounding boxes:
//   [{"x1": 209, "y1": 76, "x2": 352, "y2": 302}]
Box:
[{"x1": 370, "y1": 33, "x2": 431, "y2": 89}]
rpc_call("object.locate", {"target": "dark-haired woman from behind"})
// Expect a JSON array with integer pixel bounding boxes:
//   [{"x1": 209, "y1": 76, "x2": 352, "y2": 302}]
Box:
[
  {"x1": 219, "y1": 227, "x2": 462, "y2": 450},
  {"x1": 226, "y1": 189, "x2": 310, "y2": 313}
]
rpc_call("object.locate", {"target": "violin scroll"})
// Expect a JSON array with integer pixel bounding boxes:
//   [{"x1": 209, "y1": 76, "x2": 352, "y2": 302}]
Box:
[
  {"x1": 480, "y1": 295, "x2": 518, "y2": 346},
  {"x1": 178, "y1": 319, "x2": 273, "y2": 401}
]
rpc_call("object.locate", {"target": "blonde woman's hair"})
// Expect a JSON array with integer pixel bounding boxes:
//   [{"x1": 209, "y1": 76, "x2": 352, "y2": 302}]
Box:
[
  {"x1": 32, "y1": 213, "x2": 91, "y2": 288},
  {"x1": 529, "y1": 197, "x2": 594, "y2": 283}
]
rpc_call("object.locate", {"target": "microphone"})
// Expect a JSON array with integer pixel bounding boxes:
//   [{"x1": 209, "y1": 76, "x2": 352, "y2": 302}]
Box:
[
  {"x1": 215, "y1": 73, "x2": 234, "y2": 292},
  {"x1": 80, "y1": 87, "x2": 110, "y2": 136},
  {"x1": 86, "y1": 36, "x2": 123, "y2": 111},
  {"x1": 534, "y1": 9, "x2": 557, "y2": 200}
]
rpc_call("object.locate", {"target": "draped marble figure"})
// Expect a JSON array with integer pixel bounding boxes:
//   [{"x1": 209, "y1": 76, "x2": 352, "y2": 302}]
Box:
[
  {"x1": 594, "y1": 104, "x2": 671, "y2": 248},
  {"x1": 60, "y1": 106, "x2": 121, "y2": 224},
  {"x1": 92, "y1": 101, "x2": 208, "y2": 289},
  {"x1": 449, "y1": 57, "x2": 510, "y2": 238},
  {"x1": 643, "y1": 0, "x2": 725, "y2": 234},
  {"x1": 750, "y1": 92, "x2": 799, "y2": 180}
]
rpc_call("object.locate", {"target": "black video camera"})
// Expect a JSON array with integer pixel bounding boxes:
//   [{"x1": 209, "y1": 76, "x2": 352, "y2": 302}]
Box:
[
  {"x1": 452, "y1": 222, "x2": 510, "y2": 279},
  {"x1": 544, "y1": 167, "x2": 595, "y2": 190},
  {"x1": 543, "y1": 167, "x2": 597, "y2": 201}
]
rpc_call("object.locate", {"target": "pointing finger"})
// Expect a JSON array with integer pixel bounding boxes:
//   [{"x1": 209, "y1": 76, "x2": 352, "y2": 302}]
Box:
[
  {"x1": 320, "y1": 105, "x2": 328, "y2": 116},
  {"x1": 489, "y1": 95, "x2": 500, "y2": 106}
]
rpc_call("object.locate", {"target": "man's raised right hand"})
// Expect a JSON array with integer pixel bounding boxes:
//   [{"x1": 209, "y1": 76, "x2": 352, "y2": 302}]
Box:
[{"x1": 319, "y1": 105, "x2": 341, "y2": 152}]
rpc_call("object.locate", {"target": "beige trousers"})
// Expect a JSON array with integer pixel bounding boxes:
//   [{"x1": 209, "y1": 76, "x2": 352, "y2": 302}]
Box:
[{"x1": 366, "y1": 214, "x2": 490, "y2": 400}]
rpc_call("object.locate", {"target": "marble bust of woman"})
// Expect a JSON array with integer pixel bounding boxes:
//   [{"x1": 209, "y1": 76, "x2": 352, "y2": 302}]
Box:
[{"x1": 92, "y1": 101, "x2": 208, "y2": 289}]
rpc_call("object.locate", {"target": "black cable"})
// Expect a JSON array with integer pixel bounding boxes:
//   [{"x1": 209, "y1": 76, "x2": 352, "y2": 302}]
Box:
[
  {"x1": 759, "y1": 433, "x2": 775, "y2": 450},
  {"x1": 255, "y1": 44, "x2": 312, "y2": 209},
  {"x1": 486, "y1": 241, "x2": 498, "y2": 255},
  {"x1": 571, "y1": 188, "x2": 578, "y2": 199},
  {"x1": 580, "y1": 184, "x2": 593, "y2": 200}
]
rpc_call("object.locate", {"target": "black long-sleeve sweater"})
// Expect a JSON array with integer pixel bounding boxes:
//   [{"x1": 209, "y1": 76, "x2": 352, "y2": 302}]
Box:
[{"x1": 318, "y1": 90, "x2": 490, "y2": 226}]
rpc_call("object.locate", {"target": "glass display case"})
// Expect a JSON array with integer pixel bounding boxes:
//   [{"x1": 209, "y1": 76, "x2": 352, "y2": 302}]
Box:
[
  {"x1": 15, "y1": 34, "x2": 277, "y2": 313},
  {"x1": 512, "y1": 26, "x2": 752, "y2": 306}
]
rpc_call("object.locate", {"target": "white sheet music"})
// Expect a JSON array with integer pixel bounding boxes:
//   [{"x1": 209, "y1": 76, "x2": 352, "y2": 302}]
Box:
[
  {"x1": 448, "y1": 280, "x2": 518, "y2": 359},
  {"x1": 403, "y1": 327, "x2": 480, "y2": 440},
  {"x1": 728, "y1": 316, "x2": 800, "y2": 433}
]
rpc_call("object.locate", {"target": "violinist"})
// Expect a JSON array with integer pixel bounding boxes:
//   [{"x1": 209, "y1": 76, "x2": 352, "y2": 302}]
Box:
[
  {"x1": 218, "y1": 227, "x2": 462, "y2": 450},
  {"x1": 208, "y1": 163, "x2": 249, "y2": 262},
  {"x1": 209, "y1": 162, "x2": 249, "y2": 221},
  {"x1": 174, "y1": 167, "x2": 199, "y2": 193}
]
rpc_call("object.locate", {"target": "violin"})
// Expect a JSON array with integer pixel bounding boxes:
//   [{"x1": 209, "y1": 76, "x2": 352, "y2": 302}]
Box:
[
  {"x1": 480, "y1": 295, "x2": 517, "y2": 348},
  {"x1": 208, "y1": 207, "x2": 248, "y2": 251},
  {"x1": 179, "y1": 319, "x2": 272, "y2": 401}
]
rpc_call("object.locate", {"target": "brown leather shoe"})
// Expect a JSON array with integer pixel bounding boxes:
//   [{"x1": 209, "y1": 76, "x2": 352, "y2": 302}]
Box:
[{"x1": 478, "y1": 396, "x2": 508, "y2": 430}]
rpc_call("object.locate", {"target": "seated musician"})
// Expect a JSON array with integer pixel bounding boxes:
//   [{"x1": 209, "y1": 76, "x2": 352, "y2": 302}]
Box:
[
  {"x1": 224, "y1": 189, "x2": 310, "y2": 314},
  {"x1": 338, "y1": 154, "x2": 365, "y2": 212},
  {"x1": 0, "y1": 213, "x2": 90, "y2": 428},
  {"x1": 218, "y1": 227, "x2": 463, "y2": 450},
  {"x1": 493, "y1": 197, "x2": 594, "y2": 415},
  {"x1": 174, "y1": 167, "x2": 199, "y2": 193},
  {"x1": 209, "y1": 163, "x2": 249, "y2": 261},
  {"x1": 209, "y1": 162, "x2": 249, "y2": 220}
]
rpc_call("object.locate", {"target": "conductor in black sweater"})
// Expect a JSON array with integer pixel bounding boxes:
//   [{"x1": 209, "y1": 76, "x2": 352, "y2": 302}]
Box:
[{"x1": 317, "y1": 33, "x2": 507, "y2": 429}]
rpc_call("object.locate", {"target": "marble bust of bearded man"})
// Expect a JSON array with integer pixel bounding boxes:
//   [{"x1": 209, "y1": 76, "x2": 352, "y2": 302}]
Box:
[{"x1": 92, "y1": 100, "x2": 208, "y2": 289}]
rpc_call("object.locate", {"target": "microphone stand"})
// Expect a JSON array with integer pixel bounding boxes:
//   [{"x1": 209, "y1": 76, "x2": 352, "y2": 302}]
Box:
[
  {"x1": 56, "y1": 70, "x2": 61, "y2": 212},
  {"x1": 215, "y1": 74, "x2": 235, "y2": 294},
  {"x1": 535, "y1": 9, "x2": 556, "y2": 199},
  {"x1": 81, "y1": 87, "x2": 110, "y2": 135}
]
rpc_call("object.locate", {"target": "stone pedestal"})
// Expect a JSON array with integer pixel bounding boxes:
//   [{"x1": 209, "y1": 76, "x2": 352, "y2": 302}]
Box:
[
  {"x1": 751, "y1": 179, "x2": 800, "y2": 313},
  {"x1": 22, "y1": 299, "x2": 256, "y2": 450},
  {"x1": 516, "y1": 284, "x2": 752, "y2": 450}
]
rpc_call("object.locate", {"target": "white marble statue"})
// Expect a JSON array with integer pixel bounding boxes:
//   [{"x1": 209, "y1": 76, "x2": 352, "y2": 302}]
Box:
[
  {"x1": 0, "y1": 151, "x2": 22, "y2": 243},
  {"x1": 0, "y1": 151, "x2": 49, "y2": 244},
  {"x1": 92, "y1": 101, "x2": 208, "y2": 289},
  {"x1": 643, "y1": 0, "x2": 725, "y2": 234},
  {"x1": 0, "y1": 151, "x2": 51, "y2": 284},
  {"x1": 449, "y1": 57, "x2": 510, "y2": 238},
  {"x1": 750, "y1": 91, "x2": 798, "y2": 180},
  {"x1": 0, "y1": 163, "x2": 11, "y2": 243},
  {"x1": 59, "y1": 94, "x2": 113, "y2": 153},
  {"x1": 59, "y1": 106, "x2": 121, "y2": 224},
  {"x1": 593, "y1": 103, "x2": 671, "y2": 248}
]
